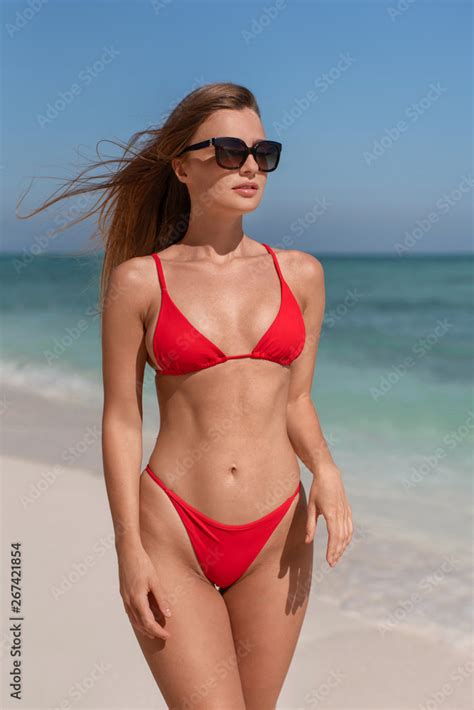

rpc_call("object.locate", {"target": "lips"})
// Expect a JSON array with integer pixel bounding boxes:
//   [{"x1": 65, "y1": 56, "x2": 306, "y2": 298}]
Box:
[{"x1": 233, "y1": 183, "x2": 258, "y2": 190}]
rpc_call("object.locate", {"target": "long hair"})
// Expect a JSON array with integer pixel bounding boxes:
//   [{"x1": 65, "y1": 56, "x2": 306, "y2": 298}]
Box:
[{"x1": 17, "y1": 82, "x2": 261, "y2": 309}]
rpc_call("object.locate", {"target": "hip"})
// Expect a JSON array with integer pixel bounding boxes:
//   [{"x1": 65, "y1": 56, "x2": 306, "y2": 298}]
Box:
[{"x1": 147, "y1": 434, "x2": 301, "y2": 519}]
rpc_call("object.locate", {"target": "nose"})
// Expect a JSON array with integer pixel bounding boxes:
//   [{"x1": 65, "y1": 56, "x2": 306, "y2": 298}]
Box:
[{"x1": 240, "y1": 151, "x2": 259, "y2": 173}]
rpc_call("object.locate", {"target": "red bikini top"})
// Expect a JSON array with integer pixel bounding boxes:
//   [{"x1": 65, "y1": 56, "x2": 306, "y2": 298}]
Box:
[{"x1": 151, "y1": 243, "x2": 306, "y2": 376}]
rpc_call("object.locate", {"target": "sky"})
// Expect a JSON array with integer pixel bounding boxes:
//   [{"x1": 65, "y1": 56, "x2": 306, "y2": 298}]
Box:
[{"x1": 2, "y1": 0, "x2": 472, "y2": 255}]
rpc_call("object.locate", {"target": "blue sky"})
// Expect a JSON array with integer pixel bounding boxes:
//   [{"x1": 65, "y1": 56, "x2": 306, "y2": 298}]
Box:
[{"x1": 3, "y1": 0, "x2": 472, "y2": 254}]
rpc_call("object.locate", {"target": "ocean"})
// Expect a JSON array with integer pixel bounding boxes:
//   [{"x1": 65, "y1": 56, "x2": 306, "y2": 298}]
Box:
[{"x1": 1, "y1": 250, "x2": 472, "y2": 650}]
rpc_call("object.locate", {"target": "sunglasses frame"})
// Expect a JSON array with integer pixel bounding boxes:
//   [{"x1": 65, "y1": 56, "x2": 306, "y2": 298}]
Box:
[{"x1": 176, "y1": 136, "x2": 282, "y2": 172}]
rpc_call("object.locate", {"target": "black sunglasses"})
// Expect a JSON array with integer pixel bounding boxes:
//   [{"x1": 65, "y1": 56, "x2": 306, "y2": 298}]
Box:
[{"x1": 176, "y1": 137, "x2": 282, "y2": 172}]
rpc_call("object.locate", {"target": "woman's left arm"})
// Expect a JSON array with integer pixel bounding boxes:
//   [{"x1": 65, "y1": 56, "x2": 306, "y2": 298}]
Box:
[{"x1": 286, "y1": 250, "x2": 353, "y2": 567}]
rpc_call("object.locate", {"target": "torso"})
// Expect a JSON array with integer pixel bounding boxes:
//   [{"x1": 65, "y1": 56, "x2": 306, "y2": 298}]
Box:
[{"x1": 143, "y1": 239, "x2": 307, "y2": 524}]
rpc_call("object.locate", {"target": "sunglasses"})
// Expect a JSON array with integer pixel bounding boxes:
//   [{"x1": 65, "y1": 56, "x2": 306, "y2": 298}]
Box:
[{"x1": 176, "y1": 137, "x2": 282, "y2": 172}]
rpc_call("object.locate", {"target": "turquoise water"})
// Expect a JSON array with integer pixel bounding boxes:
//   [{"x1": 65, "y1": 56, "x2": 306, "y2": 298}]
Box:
[{"x1": 1, "y1": 251, "x2": 473, "y2": 646}]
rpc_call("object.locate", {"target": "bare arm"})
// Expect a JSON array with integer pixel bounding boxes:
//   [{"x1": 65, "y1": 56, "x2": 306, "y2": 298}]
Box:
[
  {"x1": 101, "y1": 257, "x2": 172, "y2": 639},
  {"x1": 101, "y1": 259, "x2": 147, "y2": 550},
  {"x1": 286, "y1": 251, "x2": 353, "y2": 566}
]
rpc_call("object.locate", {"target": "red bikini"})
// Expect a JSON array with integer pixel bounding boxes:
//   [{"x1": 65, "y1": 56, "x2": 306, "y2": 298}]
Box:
[
  {"x1": 145, "y1": 464, "x2": 301, "y2": 589},
  {"x1": 151, "y1": 242, "x2": 306, "y2": 376},
  {"x1": 146, "y1": 243, "x2": 306, "y2": 590}
]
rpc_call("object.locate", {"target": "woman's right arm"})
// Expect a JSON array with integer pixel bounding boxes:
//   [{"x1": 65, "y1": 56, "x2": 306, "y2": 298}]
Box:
[{"x1": 101, "y1": 257, "x2": 172, "y2": 640}]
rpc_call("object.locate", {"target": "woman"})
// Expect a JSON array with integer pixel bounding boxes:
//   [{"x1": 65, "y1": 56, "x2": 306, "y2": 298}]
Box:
[{"x1": 25, "y1": 81, "x2": 353, "y2": 708}]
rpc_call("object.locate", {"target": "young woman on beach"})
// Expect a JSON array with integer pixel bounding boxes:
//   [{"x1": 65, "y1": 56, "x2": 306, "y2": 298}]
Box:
[{"x1": 24, "y1": 81, "x2": 353, "y2": 708}]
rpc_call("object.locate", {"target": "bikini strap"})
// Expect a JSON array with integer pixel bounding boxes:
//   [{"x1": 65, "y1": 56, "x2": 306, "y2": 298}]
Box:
[
  {"x1": 152, "y1": 252, "x2": 168, "y2": 292},
  {"x1": 261, "y1": 243, "x2": 284, "y2": 283}
]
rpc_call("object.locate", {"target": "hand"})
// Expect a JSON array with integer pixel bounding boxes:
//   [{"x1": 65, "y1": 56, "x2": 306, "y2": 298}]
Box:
[
  {"x1": 305, "y1": 464, "x2": 353, "y2": 566},
  {"x1": 117, "y1": 543, "x2": 173, "y2": 640}
]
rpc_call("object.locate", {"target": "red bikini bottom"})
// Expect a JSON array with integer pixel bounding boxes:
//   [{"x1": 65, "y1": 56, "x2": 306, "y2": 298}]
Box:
[{"x1": 144, "y1": 464, "x2": 301, "y2": 590}]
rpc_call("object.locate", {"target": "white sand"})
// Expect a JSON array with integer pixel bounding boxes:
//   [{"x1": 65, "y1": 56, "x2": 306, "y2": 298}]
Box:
[{"x1": 1, "y1": 385, "x2": 472, "y2": 709}]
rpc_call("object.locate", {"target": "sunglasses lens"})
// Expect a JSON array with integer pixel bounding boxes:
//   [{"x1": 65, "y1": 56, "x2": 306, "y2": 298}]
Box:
[
  {"x1": 215, "y1": 138, "x2": 246, "y2": 169},
  {"x1": 255, "y1": 141, "x2": 280, "y2": 171},
  {"x1": 214, "y1": 138, "x2": 281, "y2": 171}
]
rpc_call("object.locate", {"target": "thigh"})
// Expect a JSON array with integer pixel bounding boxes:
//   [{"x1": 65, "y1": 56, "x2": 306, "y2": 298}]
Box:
[
  {"x1": 221, "y1": 485, "x2": 314, "y2": 709},
  {"x1": 135, "y1": 470, "x2": 246, "y2": 709}
]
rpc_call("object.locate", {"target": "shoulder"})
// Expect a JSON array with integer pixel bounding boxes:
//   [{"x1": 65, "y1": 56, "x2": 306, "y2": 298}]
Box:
[
  {"x1": 272, "y1": 247, "x2": 324, "y2": 313},
  {"x1": 109, "y1": 253, "x2": 157, "y2": 289},
  {"x1": 105, "y1": 254, "x2": 157, "y2": 315},
  {"x1": 273, "y1": 246, "x2": 324, "y2": 285}
]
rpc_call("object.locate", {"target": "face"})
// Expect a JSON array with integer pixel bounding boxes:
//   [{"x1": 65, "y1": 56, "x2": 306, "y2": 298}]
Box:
[{"x1": 172, "y1": 108, "x2": 271, "y2": 215}]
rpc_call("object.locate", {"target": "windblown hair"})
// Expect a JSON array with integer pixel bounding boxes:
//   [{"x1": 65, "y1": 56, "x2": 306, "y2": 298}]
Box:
[{"x1": 17, "y1": 82, "x2": 260, "y2": 308}]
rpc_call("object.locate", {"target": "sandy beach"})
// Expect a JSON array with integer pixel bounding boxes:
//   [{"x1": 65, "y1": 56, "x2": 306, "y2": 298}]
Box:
[{"x1": 1, "y1": 383, "x2": 472, "y2": 709}]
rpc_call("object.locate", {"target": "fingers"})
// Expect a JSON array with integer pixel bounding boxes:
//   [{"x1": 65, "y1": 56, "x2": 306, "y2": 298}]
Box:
[
  {"x1": 149, "y1": 580, "x2": 173, "y2": 620},
  {"x1": 122, "y1": 590, "x2": 171, "y2": 641},
  {"x1": 325, "y1": 504, "x2": 353, "y2": 566},
  {"x1": 305, "y1": 500, "x2": 318, "y2": 543},
  {"x1": 345, "y1": 505, "x2": 354, "y2": 543},
  {"x1": 325, "y1": 513, "x2": 343, "y2": 566}
]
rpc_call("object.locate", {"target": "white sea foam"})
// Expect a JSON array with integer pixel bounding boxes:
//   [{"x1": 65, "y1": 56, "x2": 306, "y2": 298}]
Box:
[{"x1": 0, "y1": 358, "x2": 101, "y2": 404}]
